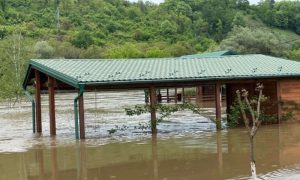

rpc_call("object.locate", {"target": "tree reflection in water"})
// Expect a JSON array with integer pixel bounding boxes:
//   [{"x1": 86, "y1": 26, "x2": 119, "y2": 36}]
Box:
[{"x1": 3, "y1": 124, "x2": 300, "y2": 179}]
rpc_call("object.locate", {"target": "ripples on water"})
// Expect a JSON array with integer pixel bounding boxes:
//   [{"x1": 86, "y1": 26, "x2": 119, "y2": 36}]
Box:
[{"x1": 0, "y1": 91, "x2": 300, "y2": 179}]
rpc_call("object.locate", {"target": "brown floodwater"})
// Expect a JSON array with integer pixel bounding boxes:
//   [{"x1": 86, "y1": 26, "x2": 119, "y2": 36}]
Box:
[{"x1": 1, "y1": 91, "x2": 300, "y2": 179}]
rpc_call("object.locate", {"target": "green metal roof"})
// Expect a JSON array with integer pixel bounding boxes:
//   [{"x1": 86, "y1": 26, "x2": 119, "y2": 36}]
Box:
[
  {"x1": 180, "y1": 50, "x2": 237, "y2": 58},
  {"x1": 23, "y1": 54, "x2": 300, "y2": 89}
]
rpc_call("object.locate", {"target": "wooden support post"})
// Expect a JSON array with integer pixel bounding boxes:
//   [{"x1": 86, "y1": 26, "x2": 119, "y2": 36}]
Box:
[
  {"x1": 225, "y1": 84, "x2": 232, "y2": 122},
  {"x1": 48, "y1": 76, "x2": 56, "y2": 136},
  {"x1": 51, "y1": 144, "x2": 58, "y2": 180},
  {"x1": 174, "y1": 88, "x2": 178, "y2": 103},
  {"x1": 79, "y1": 93, "x2": 85, "y2": 139},
  {"x1": 35, "y1": 70, "x2": 42, "y2": 133},
  {"x1": 182, "y1": 87, "x2": 185, "y2": 102},
  {"x1": 215, "y1": 83, "x2": 222, "y2": 130},
  {"x1": 225, "y1": 84, "x2": 230, "y2": 114},
  {"x1": 144, "y1": 90, "x2": 149, "y2": 104},
  {"x1": 166, "y1": 88, "x2": 170, "y2": 103},
  {"x1": 157, "y1": 89, "x2": 162, "y2": 103},
  {"x1": 277, "y1": 80, "x2": 282, "y2": 123},
  {"x1": 149, "y1": 86, "x2": 157, "y2": 134}
]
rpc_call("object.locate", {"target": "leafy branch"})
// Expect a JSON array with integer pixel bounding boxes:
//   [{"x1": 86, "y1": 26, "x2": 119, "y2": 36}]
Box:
[{"x1": 125, "y1": 102, "x2": 204, "y2": 123}]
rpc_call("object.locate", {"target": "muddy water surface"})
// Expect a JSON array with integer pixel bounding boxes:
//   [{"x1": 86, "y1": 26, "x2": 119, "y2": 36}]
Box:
[{"x1": 1, "y1": 91, "x2": 300, "y2": 179}]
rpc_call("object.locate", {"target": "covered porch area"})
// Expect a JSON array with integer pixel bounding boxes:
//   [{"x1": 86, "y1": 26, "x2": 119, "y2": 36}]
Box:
[{"x1": 22, "y1": 55, "x2": 300, "y2": 139}]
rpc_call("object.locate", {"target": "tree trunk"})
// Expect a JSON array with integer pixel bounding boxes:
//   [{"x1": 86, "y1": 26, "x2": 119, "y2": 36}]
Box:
[{"x1": 250, "y1": 136, "x2": 257, "y2": 179}]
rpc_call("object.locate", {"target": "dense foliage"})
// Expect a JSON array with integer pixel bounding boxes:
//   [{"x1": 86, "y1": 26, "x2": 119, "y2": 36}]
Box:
[{"x1": 0, "y1": 0, "x2": 300, "y2": 101}]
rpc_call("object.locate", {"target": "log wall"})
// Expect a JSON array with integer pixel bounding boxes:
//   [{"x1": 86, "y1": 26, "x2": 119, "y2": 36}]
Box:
[{"x1": 280, "y1": 80, "x2": 300, "y2": 121}]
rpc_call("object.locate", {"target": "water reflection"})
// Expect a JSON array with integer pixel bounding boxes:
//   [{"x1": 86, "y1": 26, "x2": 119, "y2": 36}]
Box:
[
  {"x1": 152, "y1": 134, "x2": 158, "y2": 180},
  {"x1": 217, "y1": 131, "x2": 223, "y2": 178},
  {"x1": 77, "y1": 140, "x2": 87, "y2": 180},
  {"x1": 36, "y1": 146, "x2": 45, "y2": 180},
  {"x1": 51, "y1": 140, "x2": 58, "y2": 180},
  {"x1": 2, "y1": 124, "x2": 300, "y2": 179}
]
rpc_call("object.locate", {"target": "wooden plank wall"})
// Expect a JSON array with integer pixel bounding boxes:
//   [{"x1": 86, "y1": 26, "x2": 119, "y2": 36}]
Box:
[{"x1": 280, "y1": 80, "x2": 300, "y2": 121}]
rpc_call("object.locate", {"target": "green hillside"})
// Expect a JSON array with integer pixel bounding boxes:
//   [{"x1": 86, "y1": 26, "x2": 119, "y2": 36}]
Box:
[{"x1": 0, "y1": 0, "x2": 300, "y2": 100}]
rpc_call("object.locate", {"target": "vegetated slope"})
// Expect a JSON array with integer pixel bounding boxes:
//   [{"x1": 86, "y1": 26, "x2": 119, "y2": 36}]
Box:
[
  {"x1": 220, "y1": 14, "x2": 300, "y2": 58},
  {"x1": 0, "y1": 0, "x2": 299, "y2": 100}
]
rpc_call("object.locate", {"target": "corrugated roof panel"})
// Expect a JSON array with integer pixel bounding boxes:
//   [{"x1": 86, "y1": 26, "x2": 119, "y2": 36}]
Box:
[{"x1": 23, "y1": 55, "x2": 300, "y2": 88}]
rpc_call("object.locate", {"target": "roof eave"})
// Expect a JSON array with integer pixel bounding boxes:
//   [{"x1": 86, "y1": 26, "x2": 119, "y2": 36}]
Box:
[
  {"x1": 82, "y1": 74, "x2": 300, "y2": 87},
  {"x1": 23, "y1": 60, "x2": 80, "y2": 89},
  {"x1": 22, "y1": 63, "x2": 32, "y2": 90}
]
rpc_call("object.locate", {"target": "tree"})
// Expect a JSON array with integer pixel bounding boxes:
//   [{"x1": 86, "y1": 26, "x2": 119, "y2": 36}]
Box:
[
  {"x1": 256, "y1": 1, "x2": 300, "y2": 34},
  {"x1": 237, "y1": 0, "x2": 249, "y2": 10},
  {"x1": 220, "y1": 26, "x2": 285, "y2": 56},
  {"x1": 201, "y1": 0, "x2": 236, "y2": 41},
  {"x1": 127, "y1": 6, "x2": 142, "y2": 20},
  {"x1": 166, "y1": 42, "x2": 196, "y2": 57},
  {"x1": 133, "y1": 29, "x2": 151, "y2": 41},
  {"x1": 0, "y1": 0, "x2": 7, "y2": 12},
  {"x1": 162, "y1": 0, "x2": 192, "y2": 17},
  {"x1": 270, "y1": 0, "x2": 275, "y2": 9},
  {"x1": 232, "y1": 12, "x2": 246, "y2": 27},
  {"x1": 192, "y1": 17, "x2": 209, "y2": 36},
  {"x1": 34, "y1": 41, "x2": 54, "y2": 58},
  {"x1": 71, "y1": 31, "x2": 94, "y2": 49},
  {"x1": 160, "y1": 20, "x2": 178, "y2": 36},
  {"x1": 60, "y1": 0, "x2": 76, "y2": 15},
  {"x1": 295, "y1": 13, "x2": 300, "y2": 34},
  {"x1": 0, "y1": 33, "x2": 35, "y2": 104},
  {"x1": 288, "y1": 49, "x2": 300, "y2": 61},
  {"x1": 105, "y1": 43, "x2": 143, "y2": 58},
  {"x1": 146, "y1": 47, "x2": 170, "y2": 58},
  {"x1": 273, "y1": 10, "x2": 288, "y2": 28},
  {"x1": 54, "y1": 41, "x2": 81, "y2": 59},
  {"x1": 80, "y1": 45, "x2": 104, "y2": 59},
  {"x1": 236, "y1": 83, "x2": 265, "y2": 178},
  {"x1": 194, "y1": 37, "x2": 218, "y2": 52}
]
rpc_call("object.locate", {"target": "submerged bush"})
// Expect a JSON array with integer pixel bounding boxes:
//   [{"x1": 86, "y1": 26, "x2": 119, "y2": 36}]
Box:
[{"x1": 227, "y1": 98, "x2": 294, "y2": 128}]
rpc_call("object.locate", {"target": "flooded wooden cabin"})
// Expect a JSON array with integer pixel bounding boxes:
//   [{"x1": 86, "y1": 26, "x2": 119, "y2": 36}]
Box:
[{"x1": 22, "y1": 54, "x2": 300, "y2": 139}]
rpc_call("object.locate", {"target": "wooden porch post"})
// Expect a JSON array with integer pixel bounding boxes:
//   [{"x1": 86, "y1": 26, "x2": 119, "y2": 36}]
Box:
[
  {"x1": 174, "y1": 88, "x2": 178, "y2": 103},
  {"x1": 35, "y1": 69, "x2": 42, "y2": 133},
  {"x1": 149, "y1": 86, "x2": 157, "y2": 134},
  {"x1": 78, "y1": 93, "x2": 85, "y2": 139},
  {"x1": 225, "y1": 84, "x2": 232, "y2": 122},
  {"x1": 196, "y1": 86, "x2": 202, "y2": 105},
  {"x1": 215, "y1": 83, "x2": 222, "y2": 130},
  {"x1": 48, "y1": 76, "x2": 56, "y2": 136},
  {"x1": 182, "y1": 87, "x2": 185, "y2": 102},
  {"x1": 166, "y1": 88, "x2": 170, "y2": 103},
  {"x1": 277, "y1": 80, "x2": 282, "y2": 123},
  {"x1": 225, "y1": 84, "x2": 230, "y2": 114}
]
